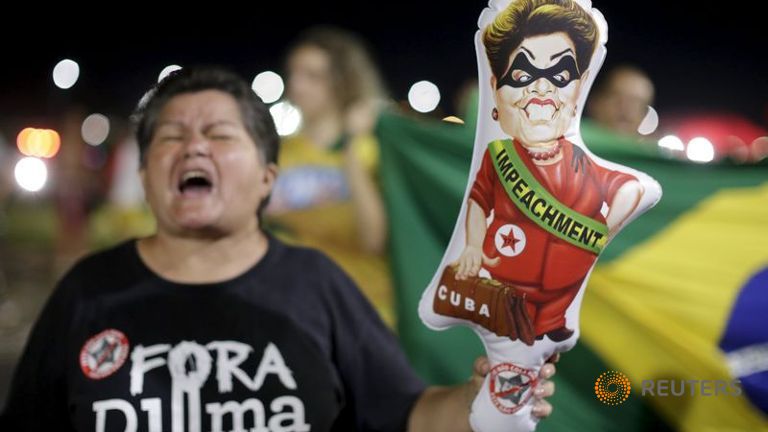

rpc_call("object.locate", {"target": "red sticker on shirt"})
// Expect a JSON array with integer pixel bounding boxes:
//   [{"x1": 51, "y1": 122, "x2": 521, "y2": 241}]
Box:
[{"x1": 79, "y1": 329, "x2": 130, "y2": 380}]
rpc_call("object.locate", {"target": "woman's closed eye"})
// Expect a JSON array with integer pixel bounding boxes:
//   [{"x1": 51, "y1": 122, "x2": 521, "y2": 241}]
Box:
[
  {"x1": 206, "y1": 124, "x2": 239, "y2": 141},
  {"x1": 158, "y1": 135, "x2": 183, "y2": 142},
  {"x1": 209, "y1": 134, "x2": 234, "y2": 141}
]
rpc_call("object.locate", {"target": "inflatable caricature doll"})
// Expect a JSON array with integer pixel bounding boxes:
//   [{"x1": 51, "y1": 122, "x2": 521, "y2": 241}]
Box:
[{"x1": 418, "y1": 0, "x2": 662, "y2": 430}]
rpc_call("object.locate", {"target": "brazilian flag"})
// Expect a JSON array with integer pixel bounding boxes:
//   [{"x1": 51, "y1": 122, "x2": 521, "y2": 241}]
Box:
[{"x1": 377, "y1": 107, "x2": 768, "y2": 431}]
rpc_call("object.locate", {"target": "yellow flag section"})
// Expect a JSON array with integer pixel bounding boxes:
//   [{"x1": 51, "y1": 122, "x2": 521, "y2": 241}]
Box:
[{"x1": 582, "y1": 182, "x2": 768, "y2": 431}]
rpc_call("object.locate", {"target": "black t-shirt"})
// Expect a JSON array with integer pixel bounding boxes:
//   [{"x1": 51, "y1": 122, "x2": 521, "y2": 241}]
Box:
[{"x1": 1, "y1": 235, "x2": 425, "y2": 431}]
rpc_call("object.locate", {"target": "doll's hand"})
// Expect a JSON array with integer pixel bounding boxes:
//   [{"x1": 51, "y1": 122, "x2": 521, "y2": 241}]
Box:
[{"x1": 452, "y1": 246, "x2": 500, "y2": 280}]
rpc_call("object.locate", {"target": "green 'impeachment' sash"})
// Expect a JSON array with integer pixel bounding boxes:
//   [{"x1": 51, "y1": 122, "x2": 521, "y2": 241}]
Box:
[{"x1": 488, "y1": 139, "x2": 608, "y2": 254}]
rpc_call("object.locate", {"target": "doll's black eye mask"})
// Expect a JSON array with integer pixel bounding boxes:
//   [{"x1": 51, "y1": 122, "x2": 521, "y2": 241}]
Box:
[{"x1": 497, "y1": 52, "x2": 581, "y2": 89}]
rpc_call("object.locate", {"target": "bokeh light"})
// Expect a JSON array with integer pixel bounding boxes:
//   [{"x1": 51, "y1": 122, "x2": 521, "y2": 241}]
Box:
[
  {"x1": 251, "y1": 71, "x2": 284, "y2": 104},
  {"x1": 52, "y1": 59, "x2": 80, "y2": 89},
  {"x1": 14, "y1": 157, "x2": 48, "y2": 192},
  {"x1": 81, "y1": 114, "x2": 111, "y2": 146},
  {"x1": 269, "y1": 101, "x2": 302, "y2": 136},
  {"x1": 16, "y1": 128, "x2": 61, "y2": 158},
  {"x1": 686, "y1": 137, "x2": 715, "y2": 163},
  {"x1": 408, "y1": 80, "x2": 441, "y2": 113}
]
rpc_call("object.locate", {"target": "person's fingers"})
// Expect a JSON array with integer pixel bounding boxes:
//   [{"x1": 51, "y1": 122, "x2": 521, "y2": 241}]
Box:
[
  {"x1": 466, "y1": 357, "x2": 489, "y2": 399},
  {"x1": 470, "y1": 254, "x2": 481, "y2": 277},
  {"x1": 546, "y1": 352, "x2": 561, "y2": 363},
  {"x1": 539, "y1": 363, "x2": 556, "y2": 379},
  {"x1": 531, "y1": 400, "x2": 553, "y2": 418},
  {"x1": 469, "y1": 375, "x2": 484, "y2": 393},
  {"x1": 473, "y1": 356, "x2": 491, "y2": 377},
  {"x1": 534, "y1": 380, "x2": 555, "y2": 398},
  {"x1": 455, "y1": 256, "x2": 467, "y2": 280}
]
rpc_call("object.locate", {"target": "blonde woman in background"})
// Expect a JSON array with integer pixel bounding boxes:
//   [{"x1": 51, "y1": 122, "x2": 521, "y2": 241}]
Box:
[{"x1": 267, "y1": 27, "x2": 394, "y2": 325}]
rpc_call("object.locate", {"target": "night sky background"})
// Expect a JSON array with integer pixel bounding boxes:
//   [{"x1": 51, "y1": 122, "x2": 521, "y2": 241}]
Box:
[{"x1": 1, "y1": 0, "x2": 766, "y2": 128}]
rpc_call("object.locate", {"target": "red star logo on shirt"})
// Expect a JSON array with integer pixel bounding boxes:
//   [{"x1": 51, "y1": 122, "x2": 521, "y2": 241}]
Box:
[{"x1": 501, "y1": 231, "x2": 520, "y2": 250}]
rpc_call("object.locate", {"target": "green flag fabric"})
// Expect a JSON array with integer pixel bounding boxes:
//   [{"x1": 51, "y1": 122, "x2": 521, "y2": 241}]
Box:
[{"x1": 377, "y1": 109, "x2": 768, "y2": 431}]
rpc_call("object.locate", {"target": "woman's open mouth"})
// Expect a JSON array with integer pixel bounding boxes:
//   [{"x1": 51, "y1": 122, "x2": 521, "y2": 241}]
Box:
[{"x1": 177, "y1": 169, "x2": 213, "y2": 198}]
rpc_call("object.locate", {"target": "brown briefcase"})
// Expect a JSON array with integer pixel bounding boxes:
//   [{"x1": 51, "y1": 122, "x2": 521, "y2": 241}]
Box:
[{"x1": 433, "y1": 266, "x2": 535, "y2": 346}]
